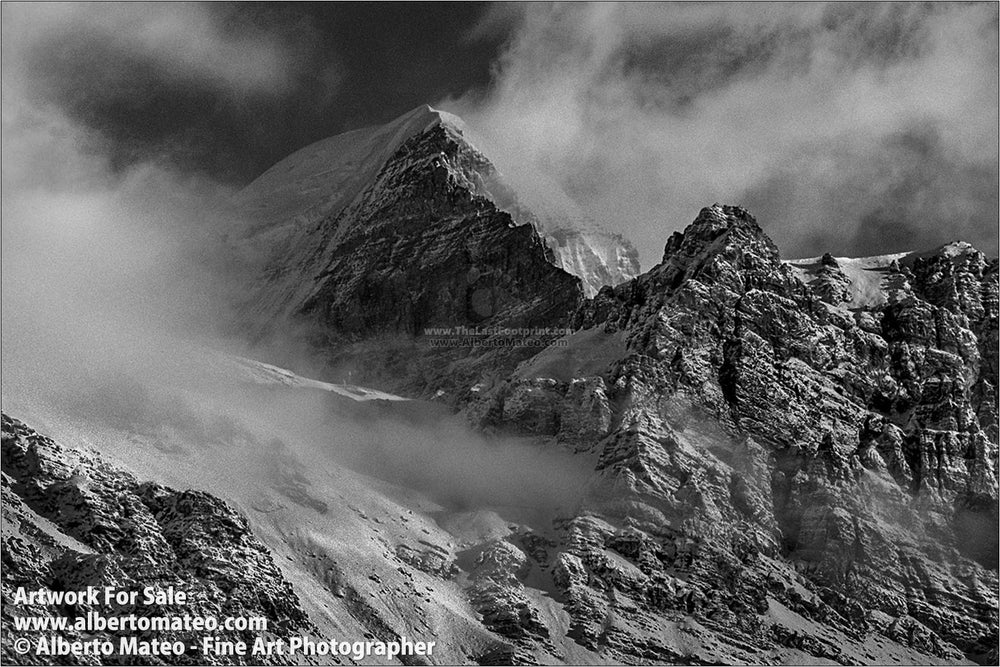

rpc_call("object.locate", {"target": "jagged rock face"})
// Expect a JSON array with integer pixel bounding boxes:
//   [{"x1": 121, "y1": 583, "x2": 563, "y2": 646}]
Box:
[
  {"x1": 806, "y1": 253, "x2": 854, "y2": 305},
  {"x1": 1, "y1": 414, "x2": 311, "y2": 666},
  {"x1": 471, "y1": 204, "x2": 999, "y2": 664},
  {"x1": 296, "y1": 122, "x2": 580, "y2": 340},
  {"x1": 468, "y1": 376, "x2": 613, "y2": 450}
]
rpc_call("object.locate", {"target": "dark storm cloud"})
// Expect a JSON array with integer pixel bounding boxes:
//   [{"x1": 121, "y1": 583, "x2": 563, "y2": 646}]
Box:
[
  {"x1": 5, "y1": 2, "x2": 298, "y2": 96},
  {"x1": 447, "y1": 2, "x2": 999, "y2": 262},
  {"x1": 742, "y1": 126, "x2": 999, "y2": 257},
  {"x1": 6, "y1": 2, "x2": 502, "y2": 182}
]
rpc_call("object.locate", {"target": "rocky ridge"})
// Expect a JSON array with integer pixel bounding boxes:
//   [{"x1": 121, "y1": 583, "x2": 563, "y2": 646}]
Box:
[{"x1": 466, "y1": 204, "x2": 999, "y2": 664}]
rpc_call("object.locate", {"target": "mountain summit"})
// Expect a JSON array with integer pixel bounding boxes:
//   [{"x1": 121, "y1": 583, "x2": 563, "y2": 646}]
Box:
[{"x1": 234, "y1": 105, "x2": 463, "y2": 228}]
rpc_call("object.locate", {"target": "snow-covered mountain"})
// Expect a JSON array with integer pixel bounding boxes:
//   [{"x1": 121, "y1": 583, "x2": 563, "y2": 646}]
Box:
[
  {"x1": 231, "y1": 105, "x2": 589, "y2": 399},
  {"x1": 234, "y1": 105, "x2": 639, "y2": 312}
]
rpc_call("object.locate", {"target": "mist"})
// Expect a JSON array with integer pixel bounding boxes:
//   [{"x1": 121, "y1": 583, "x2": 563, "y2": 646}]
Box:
[
  {"x1": 1, "y1": 3, "x2": 593, "y2": 519},
  {"x1": 444, "y1": 2, "x2": 999, "y2": 267}
]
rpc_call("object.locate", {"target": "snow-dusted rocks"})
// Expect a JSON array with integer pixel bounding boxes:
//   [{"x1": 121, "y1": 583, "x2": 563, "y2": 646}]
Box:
[{"x1": 466, "y1": 203, "x2": 998, "y2": 663}]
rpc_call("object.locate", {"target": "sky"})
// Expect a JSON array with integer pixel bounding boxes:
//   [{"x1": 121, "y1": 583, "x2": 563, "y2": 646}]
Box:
[{"x1": 2, "y1": 1, "x2": 998, "y2": 268}]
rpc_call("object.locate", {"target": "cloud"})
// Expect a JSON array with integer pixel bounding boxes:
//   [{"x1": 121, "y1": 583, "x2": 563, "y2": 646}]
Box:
[
  {"x1": 1, "y1": 2, "x2": 297, "y2": 97},
  {"x1": 1, "y1": 88, "x2": 242, "y2": 394},
  {"x1": 446, "y1": 2, "x2": 998, "y2": 265},
  {"x1": 1, "y1": 5, "x2": 258, "y2": 408}
]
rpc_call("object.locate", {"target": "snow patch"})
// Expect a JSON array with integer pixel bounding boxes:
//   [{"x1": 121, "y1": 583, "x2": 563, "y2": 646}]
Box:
[{"x1": 785, "y1": 251, "x2": 912, "y2": 309}]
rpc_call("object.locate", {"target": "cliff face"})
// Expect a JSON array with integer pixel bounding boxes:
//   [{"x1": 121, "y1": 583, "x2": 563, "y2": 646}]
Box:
[{"x1": 469, "y1": 204, "x2": 999, "y2": 663}]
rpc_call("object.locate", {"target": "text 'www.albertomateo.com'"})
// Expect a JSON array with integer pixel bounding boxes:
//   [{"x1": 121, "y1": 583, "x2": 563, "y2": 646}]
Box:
[{"x1": 8, "y1": 585, "x2": 436, "y2": 661}]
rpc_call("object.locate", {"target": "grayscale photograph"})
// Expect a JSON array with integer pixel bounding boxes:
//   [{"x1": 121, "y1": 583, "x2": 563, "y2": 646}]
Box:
[{"x1": 1, "y1": 2, "x2": 998, "y2": 665}]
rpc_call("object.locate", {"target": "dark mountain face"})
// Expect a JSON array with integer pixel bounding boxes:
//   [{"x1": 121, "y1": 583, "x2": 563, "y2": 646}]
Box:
[
  {"x1": 297, "y1": 123, "x2": 581, "y2": 340},
  {"x1": 275, "y1": 120, "x2": 583, "y2": 398},
  {"x1": 235, "y1": 106, "x2": 642, "y2": 398}
]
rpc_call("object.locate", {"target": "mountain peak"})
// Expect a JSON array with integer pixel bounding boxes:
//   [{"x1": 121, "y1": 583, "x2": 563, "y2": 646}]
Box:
[
  {"x1": 389, "y1": 103, "x2": 467, "y2": 139},
  {"x1": 661, "y1": 203, "x2": 776, "y2": 267},
  {"x1": 235, "y1": 103, "x2": 470, "y2": 228},
  {"x1": 691, "y1": 203, "x2": 759, "y2": 234}
]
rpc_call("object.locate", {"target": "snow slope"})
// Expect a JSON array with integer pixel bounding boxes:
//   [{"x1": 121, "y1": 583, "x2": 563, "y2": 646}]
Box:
[
  {"x1": 234, "y1": 105, "x2": 458, "y2": 233},
  {"x1": 784, "y1": 251, "x2": 912, "y2": 309},
  {"x1": 223, "y1": 354, "x2": 409, "y2": 402},
  {"x1": 1, "y1": 348, "x2": 597, "y2": 664}
]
